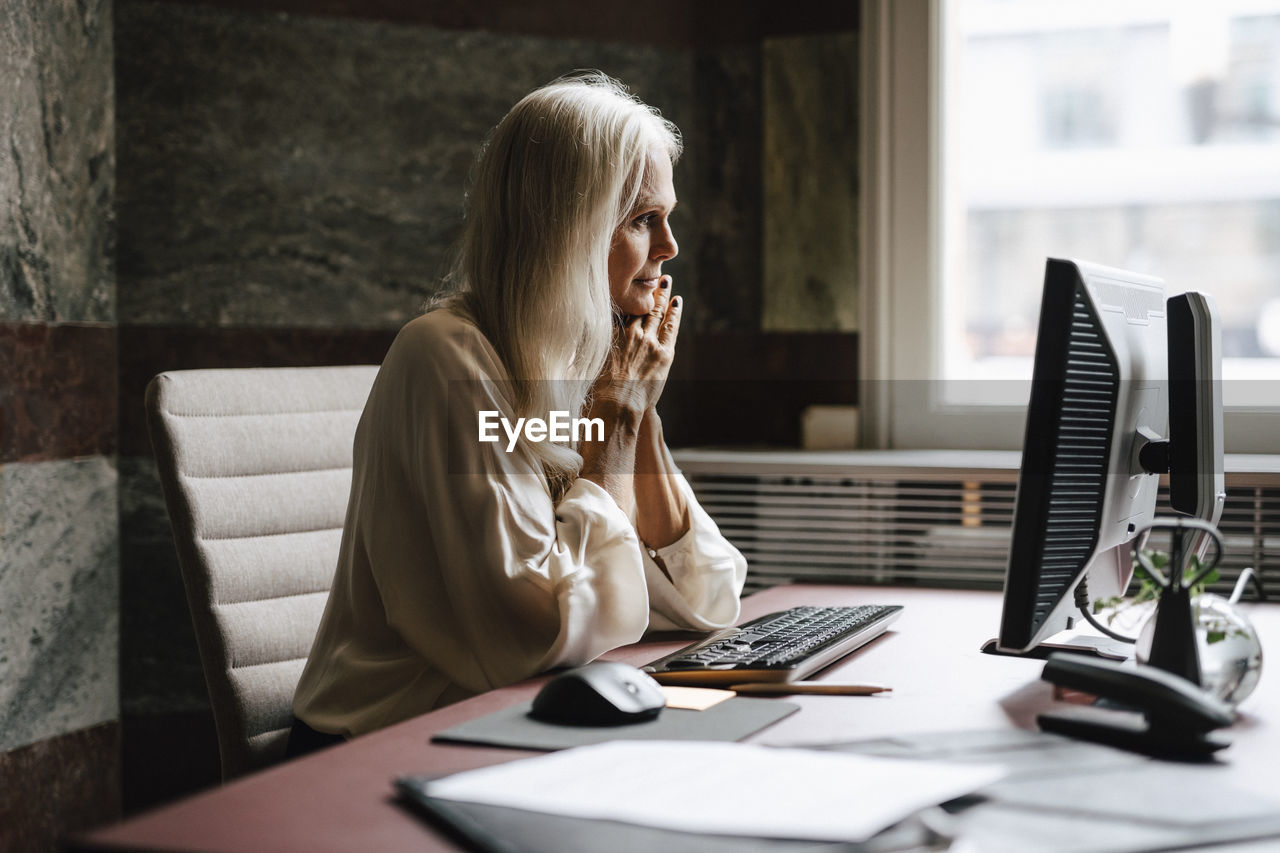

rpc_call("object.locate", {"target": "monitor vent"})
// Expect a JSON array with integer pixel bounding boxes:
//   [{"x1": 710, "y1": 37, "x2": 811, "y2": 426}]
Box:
[{"x1": 1032, "y1": 290, "x2": 1119, "y2": 623}]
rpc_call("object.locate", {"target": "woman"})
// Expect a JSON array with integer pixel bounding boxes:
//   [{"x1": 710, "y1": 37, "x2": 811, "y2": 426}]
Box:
[{"x1": 290, "y1": 73, "x2": 747, "y2": 751}]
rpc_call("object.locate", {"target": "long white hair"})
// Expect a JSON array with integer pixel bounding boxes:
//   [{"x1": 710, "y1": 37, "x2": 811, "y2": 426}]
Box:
[{"x1": 447, "y1": 72, "x2": 682, "y2": 498}]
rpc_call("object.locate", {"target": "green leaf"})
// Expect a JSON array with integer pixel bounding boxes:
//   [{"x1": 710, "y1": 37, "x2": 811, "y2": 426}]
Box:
[{"x1": 1133, "y1": 584, "x2": 1159, "y2": 605}]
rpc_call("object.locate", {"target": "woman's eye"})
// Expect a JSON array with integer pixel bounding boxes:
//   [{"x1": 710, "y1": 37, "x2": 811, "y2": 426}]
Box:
[{"x1": 633, "y1": 213, "x2": 656, "y2": 227}]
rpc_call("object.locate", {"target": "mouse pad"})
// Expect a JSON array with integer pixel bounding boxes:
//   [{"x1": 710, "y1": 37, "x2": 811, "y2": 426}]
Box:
[{"x1": 432, "y1": 697, "x2": 799, "y2": 751}]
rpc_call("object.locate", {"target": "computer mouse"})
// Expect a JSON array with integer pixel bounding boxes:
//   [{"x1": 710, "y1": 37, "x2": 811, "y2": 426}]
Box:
[{"x1": 529, "y1": 661, "x2": 666, "y2": 726}]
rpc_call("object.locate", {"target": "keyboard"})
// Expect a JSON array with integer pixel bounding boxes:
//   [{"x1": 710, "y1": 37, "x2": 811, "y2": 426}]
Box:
[{"x1": 642, "y1": 604, "x2": 904, "y2": 686}]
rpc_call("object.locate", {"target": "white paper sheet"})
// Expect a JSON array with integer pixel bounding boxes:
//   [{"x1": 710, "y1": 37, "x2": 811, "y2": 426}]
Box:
[{"x1": 424, "y1": 740, "x2": 1004, "y2": 842}]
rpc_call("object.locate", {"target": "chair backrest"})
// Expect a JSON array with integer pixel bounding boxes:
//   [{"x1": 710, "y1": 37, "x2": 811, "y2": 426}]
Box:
[{"x1": 145, "y1": 365, "x2": 378, "y2": 779}]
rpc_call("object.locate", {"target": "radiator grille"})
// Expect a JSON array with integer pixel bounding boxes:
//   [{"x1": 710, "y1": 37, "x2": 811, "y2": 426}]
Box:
[{"x1": 676, "y1": 450, "x2": 1277, "y2": 599}]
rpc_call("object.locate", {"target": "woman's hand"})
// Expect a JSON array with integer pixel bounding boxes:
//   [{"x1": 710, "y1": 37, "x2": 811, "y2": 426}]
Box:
[
  {"x1": 592, "y1": 276, "x2": 682, "y2": 418},
  {"x1": 578, "y1": 277, "x2": 681, "y2": 516}
]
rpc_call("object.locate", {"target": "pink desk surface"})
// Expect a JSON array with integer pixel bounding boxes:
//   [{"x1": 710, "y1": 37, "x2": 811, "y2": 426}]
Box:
[{"x1": 77, "y1": 585, "x2": 1279, "y2": 853}]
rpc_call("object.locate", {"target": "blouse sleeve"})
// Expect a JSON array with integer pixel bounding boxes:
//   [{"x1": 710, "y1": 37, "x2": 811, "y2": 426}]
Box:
[
  {"x1": 364, "y1": 315, "x2": 650, "y2": 695},
  {"x1": 639, "y1": 472, "x2": 748, "y2": 632}
]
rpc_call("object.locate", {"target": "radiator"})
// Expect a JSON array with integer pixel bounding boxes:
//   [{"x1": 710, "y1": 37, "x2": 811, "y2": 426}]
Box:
[{"x1": 674, "y1": 449, "x2": 1278, "y2": 598}]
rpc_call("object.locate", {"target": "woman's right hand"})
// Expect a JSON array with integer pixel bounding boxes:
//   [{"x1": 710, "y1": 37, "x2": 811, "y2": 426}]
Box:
[{"x1": 592, "y1": 277, "x2": 682, "y2": 417}]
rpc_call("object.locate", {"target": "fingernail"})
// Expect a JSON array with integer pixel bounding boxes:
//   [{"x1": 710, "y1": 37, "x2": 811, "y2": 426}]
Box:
[
  {"x1": 660, "y1": 276, "x2": 671, "y2": 289},
  {"x1": 672, "y1": 295, "x2": 682, "y2": 308}
]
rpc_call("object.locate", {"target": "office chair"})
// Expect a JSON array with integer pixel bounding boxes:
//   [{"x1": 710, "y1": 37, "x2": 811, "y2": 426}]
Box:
[{"x1": 146, "y1": 365, "x2": 378, "y2": 780}]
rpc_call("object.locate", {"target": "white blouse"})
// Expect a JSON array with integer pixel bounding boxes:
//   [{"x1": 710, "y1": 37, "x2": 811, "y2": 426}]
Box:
[{"x1": 293, "y1": 308, "x2": 747, "y2": 737}]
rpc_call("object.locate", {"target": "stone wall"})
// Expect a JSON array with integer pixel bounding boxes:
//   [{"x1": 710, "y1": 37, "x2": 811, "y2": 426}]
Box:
[
  {"x1": 763, "y1": 32, "x2": 859, "y2": 331},
  {"x1": 0, "y1": 0, "x2": 120, "y2": 849}
]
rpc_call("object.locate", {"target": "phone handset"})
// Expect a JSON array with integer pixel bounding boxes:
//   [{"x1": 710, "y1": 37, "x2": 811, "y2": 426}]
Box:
[{"x1": 1038, "y1": 653, "x2": 1235, "y2": 757}]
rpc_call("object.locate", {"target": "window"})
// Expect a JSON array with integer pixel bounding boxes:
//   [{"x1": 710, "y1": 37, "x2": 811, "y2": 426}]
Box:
[{"x1": 861, "y1": 0, "x2": 1280, "y2": 451}]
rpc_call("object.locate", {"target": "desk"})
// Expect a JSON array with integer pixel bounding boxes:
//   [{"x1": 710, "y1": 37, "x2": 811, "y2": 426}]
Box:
[{"x1": 78, "y1": 585, "x2": 1278, "y2": 852}]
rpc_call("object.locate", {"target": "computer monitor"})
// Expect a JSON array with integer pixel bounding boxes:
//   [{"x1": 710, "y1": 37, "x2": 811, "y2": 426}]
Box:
[{"x1": 995, "y1": 258, "x2": 1170, "y2": 654}]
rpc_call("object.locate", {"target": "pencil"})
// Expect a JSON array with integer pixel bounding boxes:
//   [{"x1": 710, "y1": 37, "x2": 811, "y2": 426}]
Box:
[{"x1": 729, "y1": 682, "x2": 891, "y2": 696}]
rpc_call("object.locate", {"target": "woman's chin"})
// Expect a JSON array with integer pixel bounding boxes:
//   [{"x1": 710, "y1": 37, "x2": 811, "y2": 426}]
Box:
[{"x1": 616, "y1": 295, "x2": 655, "y2": 318}]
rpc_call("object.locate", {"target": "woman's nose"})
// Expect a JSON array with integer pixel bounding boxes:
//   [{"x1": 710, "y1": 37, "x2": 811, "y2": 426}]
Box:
[{"x1": 652, "y1": 222, "x2": 678, "y2": 262}]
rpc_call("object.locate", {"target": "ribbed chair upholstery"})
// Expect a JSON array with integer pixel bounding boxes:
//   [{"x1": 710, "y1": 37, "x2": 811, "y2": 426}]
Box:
[{"x1": 145, "y1": 366, "x2": 379, "y2": 780}]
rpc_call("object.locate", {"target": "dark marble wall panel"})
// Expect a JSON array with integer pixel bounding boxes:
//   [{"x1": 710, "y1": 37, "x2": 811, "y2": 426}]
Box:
[
  {"x1": 0, "y1": 457, "x2": 119, "y2": 752},
  {"x1": 763, "y1": 32, "x2": 859, "y2": 332},
  {"x1": 0, "y1": 0, "x2": 114, "y2": 323},
  {"x1": 0, "y1": 721, "x2": 120, "y2": 853},
  {"x1": 147, "y1": 0, "x2": 860, "y2": 48},
  {"x1": 0, "y1": 323, "x2": 116, "y2": 462},
  {"x1": 686, "y1": 46, "x2": 765, "y2": 332},
  {"x1": 115, "y1": 0, "x2": 699, "y2": 328}
]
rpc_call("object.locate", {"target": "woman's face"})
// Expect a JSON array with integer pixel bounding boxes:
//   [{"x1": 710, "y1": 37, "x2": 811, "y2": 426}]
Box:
[{"x1": 608, "y1": 153, "x2": 679, "y2": 317}]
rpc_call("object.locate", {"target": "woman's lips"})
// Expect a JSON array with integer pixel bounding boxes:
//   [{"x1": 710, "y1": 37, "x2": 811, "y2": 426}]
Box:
[{"x1": 632, "y1": 277, "x2": 660, "y2": 288}]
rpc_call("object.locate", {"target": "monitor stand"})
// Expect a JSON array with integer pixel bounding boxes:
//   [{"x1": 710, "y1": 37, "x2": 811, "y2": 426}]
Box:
[{"x1": 979, "y1": 630, "x2": 1132, "y2": 662}]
